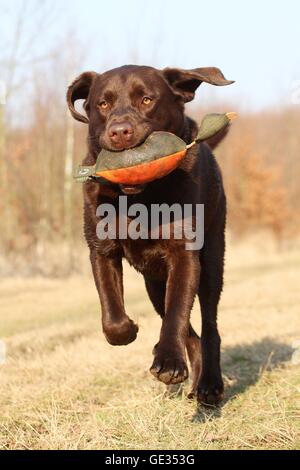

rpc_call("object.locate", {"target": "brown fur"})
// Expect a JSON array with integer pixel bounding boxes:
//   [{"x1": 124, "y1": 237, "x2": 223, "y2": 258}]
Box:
[{"x1": 67, "y1": 64, "x2": 234, "y2": 404}]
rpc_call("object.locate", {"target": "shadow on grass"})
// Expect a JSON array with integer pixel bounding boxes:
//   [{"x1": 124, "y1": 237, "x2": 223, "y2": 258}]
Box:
[{"x1": 192, "y1": 337, "x2": 294, "y2": 423}]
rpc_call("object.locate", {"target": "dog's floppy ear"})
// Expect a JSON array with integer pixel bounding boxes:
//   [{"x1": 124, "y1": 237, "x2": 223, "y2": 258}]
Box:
[
  {"x1": 67, "y1": 71, "x2": 97, "y2": 123},
  {"x1": 162, "y1": 67, "x2": 234, "y2": 103}
]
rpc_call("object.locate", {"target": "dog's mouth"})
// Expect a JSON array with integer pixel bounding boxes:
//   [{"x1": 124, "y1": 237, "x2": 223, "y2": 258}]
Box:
[
  {"x1": 119, "y1": 184, "x2": 146, "y2": 195},
  {"x1": 102, "y1": 135, "x2": 147, "y2": 153},
  {"x1": 101, "y1": 134, "x2": 151, "y2": 195}
]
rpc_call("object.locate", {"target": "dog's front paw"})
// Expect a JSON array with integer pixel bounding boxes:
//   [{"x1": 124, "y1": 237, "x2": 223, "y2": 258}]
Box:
[
  {"x1": 150, "y1": 346, "x2": 188, "y2": 385},
  {"x1": 103, "y1": 317, "x2": 138, "y2": 346},
  {"x1": 197, "y1": 373, "x2": 224, "y2": 406}
]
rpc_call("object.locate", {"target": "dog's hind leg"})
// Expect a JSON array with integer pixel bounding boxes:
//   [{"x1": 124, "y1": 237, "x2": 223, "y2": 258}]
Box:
[
  {"x1": 186, "y1": 324, "x2": 202, "y2": 399},
  {"x1": 144, "y1": 277, "x2": 166, "y2": 319},
  {"x1": 197, "y1": 216, "x2": 225, "y2": 405}
]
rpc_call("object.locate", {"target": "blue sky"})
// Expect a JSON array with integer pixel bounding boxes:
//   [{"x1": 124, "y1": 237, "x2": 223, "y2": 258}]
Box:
[
  {"x1": 66, "y1": 0, "x2": 300, "y2": 110},
  {"x1": 2, "y1": 0, "x2": 300, "y2": 110}
]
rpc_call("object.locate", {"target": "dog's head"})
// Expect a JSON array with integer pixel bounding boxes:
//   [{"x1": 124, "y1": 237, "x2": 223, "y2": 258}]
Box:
[{"x1": 67, "y1": 65, "x2": 233, "y2": 193}]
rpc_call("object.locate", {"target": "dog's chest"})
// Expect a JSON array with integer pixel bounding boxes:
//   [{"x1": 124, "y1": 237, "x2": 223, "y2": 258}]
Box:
[{"x1": 120, "y1": 238, "x2": 170, "y2": 279}]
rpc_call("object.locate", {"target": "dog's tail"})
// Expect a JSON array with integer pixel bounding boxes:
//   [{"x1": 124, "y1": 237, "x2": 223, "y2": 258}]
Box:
[{"x1": 204, "y1": 123, "x2": 231, "y2": 150}]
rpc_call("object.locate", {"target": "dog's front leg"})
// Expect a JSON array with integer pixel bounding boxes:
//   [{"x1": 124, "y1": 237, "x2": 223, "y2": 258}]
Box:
[
  {"x1": 150, "y1": 250, "x2": 200, "y2": 385},
  {"x1": 90, "y1": 251, "x2": 138, "y2": 345}
]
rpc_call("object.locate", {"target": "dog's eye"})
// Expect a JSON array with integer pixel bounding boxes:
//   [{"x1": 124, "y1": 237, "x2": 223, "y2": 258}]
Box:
[
  {"x1": 98, "y1": 100, "x2": 109, "y2": 110},
  {"x1": 142, "y1": 96, "x2": 152, "y2": 105}
]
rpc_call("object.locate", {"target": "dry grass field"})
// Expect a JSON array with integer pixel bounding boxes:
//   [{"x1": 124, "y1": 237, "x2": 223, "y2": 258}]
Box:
[{"x1": 0, "y1": 239, "x2": 300, "y2": 450}]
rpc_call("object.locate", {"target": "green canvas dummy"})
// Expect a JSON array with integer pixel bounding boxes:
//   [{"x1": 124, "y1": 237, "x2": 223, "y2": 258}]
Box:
[{"x1": 74, "y1": 112, "x2": 236, "y2": 185}]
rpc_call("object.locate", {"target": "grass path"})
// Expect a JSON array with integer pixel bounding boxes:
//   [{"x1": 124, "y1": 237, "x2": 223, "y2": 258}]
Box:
[{"x1": 0, "y1": 243, "x2": 300, "y2": 449}]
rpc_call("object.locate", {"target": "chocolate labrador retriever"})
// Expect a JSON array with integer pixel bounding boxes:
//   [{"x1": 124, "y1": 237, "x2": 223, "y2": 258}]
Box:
[{"x1": 67, "y1": 65, "x2": 234, "y2": 405}]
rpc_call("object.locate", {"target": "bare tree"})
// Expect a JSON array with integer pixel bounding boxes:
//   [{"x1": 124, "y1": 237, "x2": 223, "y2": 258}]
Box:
[
  {"x1": 0, "y1": 0, "x2": 60, "y2": 251},
  {"x1": 62, "y1": 34, "x2": 85, "y2": 272}
]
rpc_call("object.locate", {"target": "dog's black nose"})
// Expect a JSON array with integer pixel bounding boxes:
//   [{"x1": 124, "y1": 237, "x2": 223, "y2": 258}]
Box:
[{"x1": 108, "y1": 121, "x2": 134, "y2": 148}]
